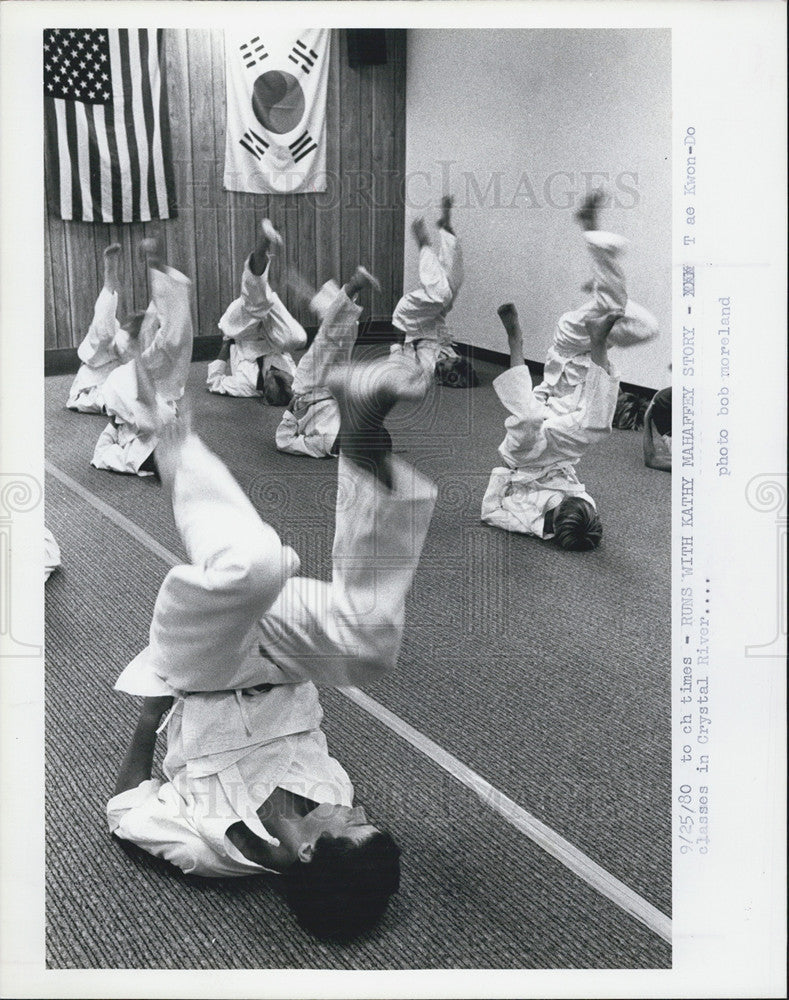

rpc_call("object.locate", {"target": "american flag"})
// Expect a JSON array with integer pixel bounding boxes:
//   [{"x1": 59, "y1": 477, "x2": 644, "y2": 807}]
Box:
[{"x1": 44, "y1": 28, "x2": 177, "y2": 223}]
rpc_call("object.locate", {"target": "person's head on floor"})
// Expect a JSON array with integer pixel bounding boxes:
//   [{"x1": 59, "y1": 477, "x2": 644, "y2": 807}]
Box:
[
  {"x1": 552, "y1": 496, "x2": 602, "y2": 551},
  {"x1": 281, "y1": 803, "x2": 401, "y2": 940},
  {"x1": 649, "y1": 387, "x2": 673, "y2": 438},
  {"x1": 260, "y1": 366, "x2": 295, "y2": 407}
]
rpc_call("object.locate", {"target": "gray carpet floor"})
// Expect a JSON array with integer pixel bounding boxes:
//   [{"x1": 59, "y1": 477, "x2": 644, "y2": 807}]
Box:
[{"x1": 45, "y1": 355, "x2": 671, "y2": 969}]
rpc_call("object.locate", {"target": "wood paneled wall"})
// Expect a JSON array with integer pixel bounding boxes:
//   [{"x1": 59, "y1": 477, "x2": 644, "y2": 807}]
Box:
[{"x1": 44, "y1": 29, "x2": 407, "y2": 351}]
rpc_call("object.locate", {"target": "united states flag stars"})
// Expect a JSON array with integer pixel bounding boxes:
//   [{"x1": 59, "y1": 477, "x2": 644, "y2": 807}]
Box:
[{"x1": 44, "y1": 29, "x2": 112, "y2": 104}]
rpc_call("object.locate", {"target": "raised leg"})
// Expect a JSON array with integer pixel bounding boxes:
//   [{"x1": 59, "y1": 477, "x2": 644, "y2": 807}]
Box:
[
  {"x1": 250, "y1": 218, "x2": 283, "y2": 276},
  {"x1": 103, "y1": 243, "x2": 122, "y2": 294},
  {"x1": 290, "y1": 267, "x2": 379, "y2": 396},
  {"x1": 138, "y1": 235, "x2": 164, "y2": 273},
  {"x1": 497, "y1": 303, "x2": 525, "y2": 368},
  {"x1": 437, "y1": 194, "x2": 455, "y2": 235},
  {"x1": 328, "y1": 345, "x2": 429, "y2": 491}
]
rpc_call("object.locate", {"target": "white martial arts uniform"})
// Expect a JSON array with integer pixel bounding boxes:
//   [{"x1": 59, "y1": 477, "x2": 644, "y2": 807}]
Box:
[
  {"x1": 207, "y1": 257, "x2": 307, "y2": 399},
  {"x1": 109, "y1": 430, "x2": 436, "y2": 873},
  {"x1": 107, "y1": 684, "x2": 354, "y2": 878},
  {"x1": 66, "y1": 288, "x2": 140, "y2": 413},
  {"x1": 537, "y1": 231, "x2": 658, "y2": 404},
  {"x1": 114, "y1": 431, "x2": 437, "y2": 695},
  {"x1": 481, "y1": 360, "x2": 619, "y2": 537},
  {"x1": 392, "y1": 228, "x2": 464, "y2": 371},
  {"x1": 646, "y1": 422, "x2": 672, "y2": 467},
  {"x1": 91, "y1": 266, "x2": 193, "y2": 476},
  {"x1": 275, "y1": 282, "x2": 359, "y2": 459},
  {"x1": 44, "y1": 528, "x2": 61, "y2": 581}
]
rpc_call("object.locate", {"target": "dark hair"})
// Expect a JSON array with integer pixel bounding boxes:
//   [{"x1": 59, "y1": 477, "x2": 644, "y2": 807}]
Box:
[
  {"x1": 434, "y1": 355, "x2": 480, "y2": 388},
  {"x1": 258, "y1": 365, "x2": 294, "y2": 406},
  {"x1": 613, "y1": 390, "x2": 649, "y2": 430},
  {"x1": 284, "y1": 830, "x2": 401, "y2": 941},
  {"x1": 649, "y1": 387, "x2": 673, "y2": 437},
  {"x1": 552, "y1": 497, "x2": 602, "y2": 551}
]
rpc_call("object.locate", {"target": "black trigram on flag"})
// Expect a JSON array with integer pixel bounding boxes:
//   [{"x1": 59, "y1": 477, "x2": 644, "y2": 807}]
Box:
[
  {"x1": 239, "y1": 128, "x2": 270, "y2": 161},
  {"x1": 288, "y1": 39, "x2": 317, "y2": 74},
  {"x1": 239, "y1": 36, "x2": 268, "y2": 70},
  {"x1": 289, "y1": 130, "x2": 318, "y2": 163}
]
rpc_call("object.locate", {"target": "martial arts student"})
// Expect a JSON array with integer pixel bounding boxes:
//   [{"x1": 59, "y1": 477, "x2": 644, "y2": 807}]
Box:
[
  {"x1": 535, "y1": 188, "x2": 659, "y2": 407},
  {"x1": 44, "y1": 528, "x2": 61, "y2": 582},
  {"x1": 391, "y1": 195, "x2": 465, "y2": 376},
  {"x1": 207, "y1": 220, "x2": 307, "y2": 406},
  {"x1": 274, "y1": 266, "x2": 381, "y2": 458},
  {"x1": 91, "y1": 239, "x2": 193, "y2": 477},
  {"x1": 108, "y1": 300, "x2": 436, "y2": 939},
  {"x1": 480, "y1": 304, "x2": 622, "y2": 550},
  {"x1": 643, "y1": 386, "x2": 672, "y2": 471},
  {"x1": 66, "y1": 244, "x2": 156, "y2": 413}
]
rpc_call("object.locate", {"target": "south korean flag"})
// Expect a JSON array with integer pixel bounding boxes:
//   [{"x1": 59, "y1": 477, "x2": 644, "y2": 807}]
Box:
[{"x1": 224, "y1": 29, "x2": 330, "y2": 194}]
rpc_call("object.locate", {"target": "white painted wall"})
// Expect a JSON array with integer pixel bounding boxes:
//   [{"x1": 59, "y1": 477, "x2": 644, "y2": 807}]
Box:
[{"x1": 403, "y1": 29, "x2": 672, "y2": 388}]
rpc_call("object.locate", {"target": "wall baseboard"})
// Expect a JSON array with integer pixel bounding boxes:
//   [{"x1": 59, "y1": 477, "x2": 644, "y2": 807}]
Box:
[
  {"x1": 45, "y1": 348, "x2": 83, "y2": 377},
  {"x1": 452, "y1": 342, "x2": 660, "y2": 398},
  {"x1": 46, "y1": 330, "x2": 661, "y2": 397}
]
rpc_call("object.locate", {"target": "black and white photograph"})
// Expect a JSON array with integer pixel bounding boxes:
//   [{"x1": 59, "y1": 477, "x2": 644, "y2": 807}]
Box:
[{"x1": 0, "y1": 2, "x2": 785, "y2": 997}]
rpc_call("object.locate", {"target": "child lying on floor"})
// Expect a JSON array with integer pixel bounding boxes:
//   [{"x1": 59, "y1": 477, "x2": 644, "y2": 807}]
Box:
[
  {"x1": 207, "y1": 219, "x2": 306, "y2": 406},
  {"x1": 109, "y1": 284, "x2": 436, "y2": 939},
  {"x1": 91, "y1": 239, "x2": 193, "y2": 477},
  {"x1": 66, "y1": 244, "x2": 157, "y2": 414},
  {"x1": 481, "y1": 305, "x2": 622, "y2": 549},
  {"x1": 390, "y1": 196, "x2": 468, "y2": 382},
  {"x1": 275, "y1": 266, "x2": 380, "y2": 458}
]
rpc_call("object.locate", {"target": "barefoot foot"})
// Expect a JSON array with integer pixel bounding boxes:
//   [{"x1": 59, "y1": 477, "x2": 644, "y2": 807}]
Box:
[
  {"x1": 261, "y1": 218, "x2": 283, "y2": 250},
  {"x1": 411, "y1": 216, "x2": 430, "y2": 248},
  {"x1": 250, "y1": 219, "x2": 282, "y2": 274},
  {"x1": 586, "y1": 309, "x2": 624, "y2": 345},
  {"x1": 138, "y1": 237, "x2": 163, "y2": 271},
  {"x1": 497, "y1": 302, "x2": 521, "y2": 336},
  {"x1": 343, "y1": 265, "x2": 382, "y2": 299},
  {"x1": 438, "y1": 194, "x2": 454, "y2": 231},
  {"x1": 575, "y1": 188, "x2": 605, "y2": 231},
  {"x1": 497, "y1": 302, "x2": 518, "y2": 322}
]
